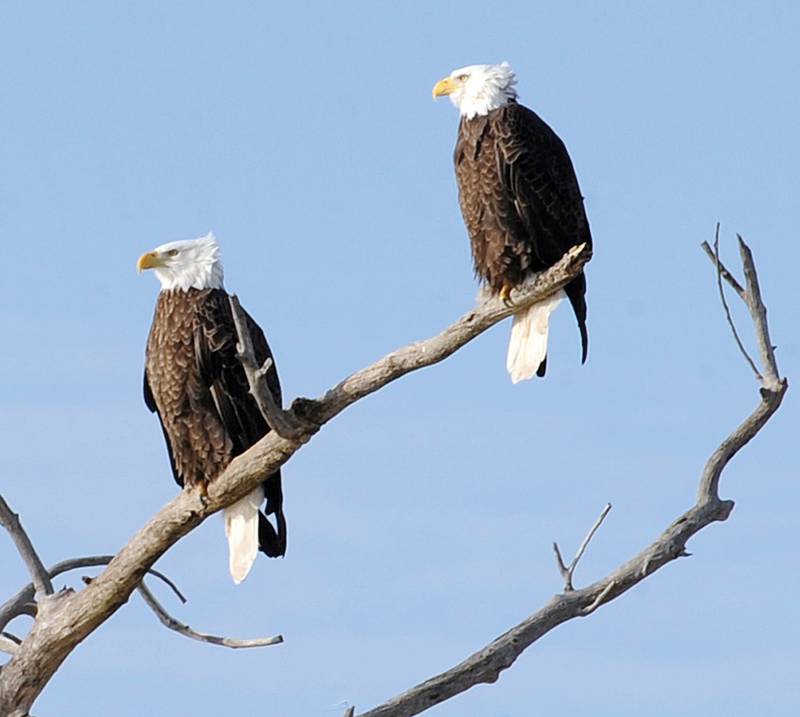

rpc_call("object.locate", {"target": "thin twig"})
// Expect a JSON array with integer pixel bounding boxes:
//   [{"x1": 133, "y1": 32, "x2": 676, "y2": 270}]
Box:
[
  {"x1": 342, "y1": 707, "x2": 356, "y2": 717},
  {"x1": 553, "y1": 503, "x2": 612, "y2": 591},
  {"x1": 136, "y1": 580, "x2": 283, "y2": 649},
  {"x1": 552, "y1": 544, "x2": 569, "y2": 582},
  {"x1": 0, "y1": 495, "x2": 53, "y2": 598},
  {"x1": 711, "y1": 226, "x2": 762, "y2": 380},
  {"x1": 581, "y1": 581, "x2": 616, "y2": 616},
  {"x1": 0, "y1": 556, "x2": 185, "y2": 633},
  {"x1": 0, "y1": 635, "x2": 20, "y2": 656},
  {"x1": 701, "y1": 237, "x2": 746, "y2": 301},
  {"x1": 737, "y1": 236, "x2": 781, "y2": 388},
  {"x1": 569, "y1": 504, "x2": 612, "y2": 583}
]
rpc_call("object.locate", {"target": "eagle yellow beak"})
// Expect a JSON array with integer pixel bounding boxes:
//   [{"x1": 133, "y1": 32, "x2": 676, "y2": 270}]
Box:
[
  {"x1": 137, "y1": 251, "x2": 164, "y2": 273},
  {"x1": 432, "y1": 77, "x2": 458, "y2": 99}
]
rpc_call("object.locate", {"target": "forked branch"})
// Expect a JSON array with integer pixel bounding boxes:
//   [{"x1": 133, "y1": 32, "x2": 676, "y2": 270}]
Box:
[
  {"x1": 348, "y1": 234, "x2": 785, "y2": 717},
  {"x1": 229, "y1": 294, "x2": 317, "y2": 441},
  {"x1": 553, "y1": 503, "x2": 612, "y2": 591},
  {"x1": 0, "y1": 554, "x2": 183, "y2": 633},
  {"x1": 0, "y1": 554, "x2": 275, "y2": 656},
  {"x1": 0, "y1": 496, "x2": 53, "y2": 598},
  {"x1": 0, "y1": 236, "x2": 785, "y2": 717},
  {"x1": 704, "y1": 224, "x2": 762, "y2": 380},
  {"x1": 0, "y1": 244, "x2": 591, "y2": 717}
]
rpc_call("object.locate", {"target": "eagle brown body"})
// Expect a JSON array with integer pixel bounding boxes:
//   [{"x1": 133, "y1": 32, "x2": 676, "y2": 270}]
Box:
[
  {"x1": 143, "y1": 288, "x2": 286, "y2": 558},
  {"x1": 454, "y1": 101, "x2": 591, "y2": 369}
]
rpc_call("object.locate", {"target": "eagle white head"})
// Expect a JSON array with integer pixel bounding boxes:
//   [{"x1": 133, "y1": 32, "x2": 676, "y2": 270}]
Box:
[
  {"x1": 432, "y1": 62, "x2": 518, "y2": 119},
  {"x1": 137, "y1": 232, "x2": 224, "y2": 291}
]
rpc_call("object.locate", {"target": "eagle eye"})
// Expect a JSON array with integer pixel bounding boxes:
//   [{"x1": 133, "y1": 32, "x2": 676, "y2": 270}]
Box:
[
  {"x1": 167, "y1": 249, "x2": 179, "y2": 257},
  {"x1": 457, "y1": 74, "x2": 469, "y2": 82}
]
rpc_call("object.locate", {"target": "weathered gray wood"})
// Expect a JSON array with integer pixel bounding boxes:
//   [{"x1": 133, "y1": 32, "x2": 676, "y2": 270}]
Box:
[
  {"x1": 737, "y1": 235, "x2": 781, "y2": 387},
  {"x1": 136, "y1": 580, "x2": 282, "y2": 649},
  {"x1": 701, "y1": 236, "x2": 746, "y2": 300},
  {"x1": 0, "y1": 244, "x2": 590, "y2": 716},
  {"x1": 709, "y1": 226, "x2": 763, "y2": 379},
  {"x1": 0, "y1": 555, "x2": 184, "y2": 633},
  {"x1": 0, "y1": 497, "x2": 53, "y2": 599},
  {"x1": 0, "y1": 238, "x2": 786, "y2": 717},
  {"x1": 229, "y1": 294, "x2": 314, "y2": 441},
  {"x1": 553, "y1": 502, "x2": 612, "y2": 591},
  {"x1": 350, "y1": 236, "x2": 786, "y2": 717}
]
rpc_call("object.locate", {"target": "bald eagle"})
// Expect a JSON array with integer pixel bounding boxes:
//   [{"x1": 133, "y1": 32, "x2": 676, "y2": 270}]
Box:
[
  {"x1": 433, "y1": 62, "x2": 591, "y2": 382},
  {"x1": 138, "y1": 233, "x2": 286, "y2": 583}
]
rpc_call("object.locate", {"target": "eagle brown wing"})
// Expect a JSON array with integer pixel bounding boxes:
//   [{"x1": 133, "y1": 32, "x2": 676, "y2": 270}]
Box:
[
  {"x1": 195, "y1": 291, "x2": 287, "y2": 557},
  {"x1": 144, "y1": 370, "x2": 183, "y2": 487},
  {"x1": 491, "y1": 102, "x2": 591, "y2": 362},
  {"x1": 143, "y1": 289, "x2": 286, "y2": 557}
]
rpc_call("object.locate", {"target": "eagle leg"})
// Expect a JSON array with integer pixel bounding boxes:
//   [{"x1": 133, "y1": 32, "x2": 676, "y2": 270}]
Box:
[
  {"x1": 499, "y1": 284, "x2": 514, "y2": 307},
  {"x1": 195, "y1": 480, "x2": 209, "y2": 507}
]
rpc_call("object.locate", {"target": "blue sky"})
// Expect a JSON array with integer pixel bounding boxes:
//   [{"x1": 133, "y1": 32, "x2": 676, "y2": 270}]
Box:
[{"x1": 1, "y1": 2, "x2": 798, "y2": 715}]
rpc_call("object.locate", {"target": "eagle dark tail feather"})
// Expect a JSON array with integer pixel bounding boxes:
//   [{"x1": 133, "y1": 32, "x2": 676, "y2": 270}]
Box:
[
  {"x1": 564, "y1": 273, "x2": 589, "y2": 364},
  {"x1": 258, "y1": 473, "x2": 287, "y2": 558}
]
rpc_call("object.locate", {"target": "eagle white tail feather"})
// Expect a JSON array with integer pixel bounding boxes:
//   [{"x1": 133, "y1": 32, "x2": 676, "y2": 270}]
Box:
[
  {"x1": 506, "y1": 290, "x2": 566, "y2": 383},
  {"x1": 224, "y1": 486, "x2": 264, "y2": 584}
]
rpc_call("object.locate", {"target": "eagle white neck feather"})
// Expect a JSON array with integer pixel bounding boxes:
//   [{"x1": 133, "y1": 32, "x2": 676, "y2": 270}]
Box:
[
  {"x1": 154, "y1": 233, "x2": 225, "y2": 291},
  {"x1": 449, "y1": 62, "x2": 518, "y2": 119}
]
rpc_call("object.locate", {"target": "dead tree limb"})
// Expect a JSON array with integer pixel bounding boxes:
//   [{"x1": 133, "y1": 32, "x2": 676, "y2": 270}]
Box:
[
  {"x1": 0, "y1": 633, "x2": 21, "y2": 657},
  {"x1": 737, "y1": 236, "x2": 781, "y2": 387},
  {"x1": 701, "y1": 232, "x2": 746, "y2": 300},
  {"x1": 553, "y1": 503, "x2": 612, "y2": 591},
  {"x1": 706, "y1": 224, "x2": 762, "y2": 380},
  {"x1": 136, "y1": 580, "x2": 283, "y2": 649},
  {"x1": 0, "y1": 496, "x2": 53, "y2": 599},
  {"x1": 0, "y1": 243, "x2": 590, "y2": 717},
  {"x1": 348, "y1": 235, "x2": 786, "y2": 717},
  {"x1": 229, "y1": 294, "x2": 315, "y2": 441},
  {"x1": 0, "y1": 555, "x2": 184, "y2": 633},
  {"x1": 0, "y1": 553, "x2": 273, "y2": 656}
]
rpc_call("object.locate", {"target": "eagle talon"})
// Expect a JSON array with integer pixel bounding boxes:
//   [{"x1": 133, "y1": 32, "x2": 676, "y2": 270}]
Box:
[
  {"x1": 196, "y1": 481, "x2": 209, "y2": 508},
  {"x1": 436, "y1": 62, "x2": 591, "y2": 383},
  {"x1": 141, "y1": 233, "x2": 290, "y2": 583}
]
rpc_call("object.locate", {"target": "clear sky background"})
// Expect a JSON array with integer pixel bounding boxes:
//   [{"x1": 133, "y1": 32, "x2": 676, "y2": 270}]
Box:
[{"x1": 1, "y1": 2, "x2": 797, "y2": 715}]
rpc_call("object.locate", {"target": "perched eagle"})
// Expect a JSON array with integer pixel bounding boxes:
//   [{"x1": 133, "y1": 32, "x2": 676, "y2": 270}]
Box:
[
  {"x1": 433, "y1": 62, "x2": 591, "y2": 382},
  {"x1": 138, "y1": 233, "x2": 286, "y2": 583}
]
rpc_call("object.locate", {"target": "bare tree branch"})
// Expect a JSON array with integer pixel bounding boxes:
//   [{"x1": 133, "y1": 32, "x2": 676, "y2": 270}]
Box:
[
  {"x1": 0, "y1": 635, "x2": 20, "y2": 657},
  {"x1": 700, "y1": 229, "x2": 782, "y2": 389},
  {"x1": 348, "y1": 241, "x2": 786, "y2": 717},
  {"x1": 0, "y1": 235, "x2": 786, "y2": 717},
  {"x1": 294, "y1": 243, "x2": 591, "y2": 427},
  {"x1": 697, "y1": 231, "x2": 787, "y2": 502},
  {"x1": 0, "y1": 556, "x2": 184, "y2": 633},
  {"x1": 136, "y1": 580, "x2": 283, "y2": 649},
  {"x1": 0, "y1": 495, "x2": 53, "y2": 598},
  {"x1": 706, "y1": 225, "x2": 762, "y2": 380},
  {"x1": 229, "y1": 294, "x2": 317, "y2": 441},
  {"x1": 581, "y1": 580, "x2": 617, "y2": 616},
  {"x1": 0, "y1": 633, "x2": 21, "y2": 646},
  {"x1": 0, "y1": 244, "x2": 590, "y2": 716},
  {"x1": 701, "y1": 232, "x2": 746, "y2": 300},
  {"x1": 737, "y1": 235, "x2": 781, "y2": 387},
  {"x1": 553, "y1": 503, "x2": 612, "y2": 591}
]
